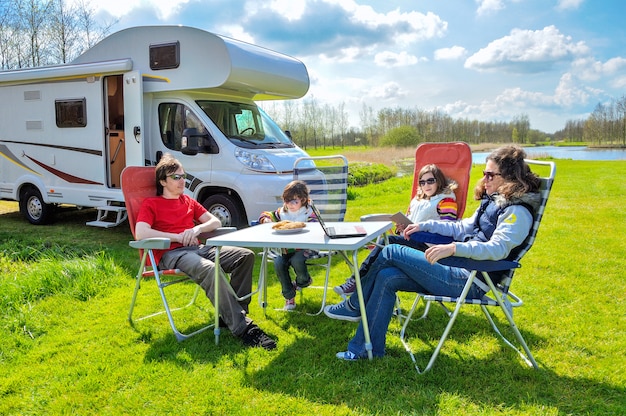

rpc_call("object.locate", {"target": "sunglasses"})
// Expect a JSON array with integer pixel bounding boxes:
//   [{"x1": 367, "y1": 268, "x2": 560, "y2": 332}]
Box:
[
  {"x1": 483, "y1": 171, "x2": 502, "y2": 181},
  {"x1": 167, "y1": 173, "x2": 187, "y2": 181},
  {"x1": 419, "y1": 177, "x2": 437, "y2": 186}
]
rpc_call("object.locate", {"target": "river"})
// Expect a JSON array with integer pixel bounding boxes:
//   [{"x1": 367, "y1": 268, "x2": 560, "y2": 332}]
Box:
[{"x1": 471, "y1": 146, "x2": 626, "y2": 163}]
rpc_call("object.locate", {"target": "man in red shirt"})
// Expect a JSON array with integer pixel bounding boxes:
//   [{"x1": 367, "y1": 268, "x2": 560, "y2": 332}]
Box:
[{"x1": 136, "y1": 153, "x2": 276, "y2": 350}]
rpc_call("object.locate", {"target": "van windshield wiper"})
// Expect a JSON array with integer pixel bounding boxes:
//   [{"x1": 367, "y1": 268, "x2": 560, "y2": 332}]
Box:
[{"x1": 231, "y1": 136, "x2": 259, "y2": 145}]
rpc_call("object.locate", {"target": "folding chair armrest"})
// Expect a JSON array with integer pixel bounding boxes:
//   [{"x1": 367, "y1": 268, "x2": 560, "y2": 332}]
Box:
[
  {"x1": 437, "y1": 256, "x2": 520, "y2": 272},
  {"x1": 360, "y1": 213, "x2": 393, "y2": 222},
  {"x1": 129, "y1": 237, "x2": 171, "y2": 250},
  {"x1": 200, "y1": 227, "x2": 237, "y2": 239},
  {"x1": 409, "y1": 231, "x2": 454, "y2": 245}
]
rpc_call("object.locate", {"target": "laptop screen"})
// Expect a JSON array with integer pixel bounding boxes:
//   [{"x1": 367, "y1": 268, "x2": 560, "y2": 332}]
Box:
[{"x1": 310, "y1": 202, "x2": 329, "y2": 233}]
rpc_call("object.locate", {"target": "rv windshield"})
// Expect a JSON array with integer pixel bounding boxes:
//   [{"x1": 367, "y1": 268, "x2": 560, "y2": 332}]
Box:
[{"x1": 197, "y1": 100, "x2": 294, "y2": 149}]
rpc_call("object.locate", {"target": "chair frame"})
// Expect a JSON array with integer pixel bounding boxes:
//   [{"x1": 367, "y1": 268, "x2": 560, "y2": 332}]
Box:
[
  {"x1": 361, "y1": 142, "x2": 473, "y2": 319},
  {"x1": 122, "y1": 166, "x2": 252, "y2": 341},
  {"x1": 260, "y1": 155, "x2": 351, "y2": 315},
  {"x1": 399, "y1": 159, "x2": 556, "y2": 373}
]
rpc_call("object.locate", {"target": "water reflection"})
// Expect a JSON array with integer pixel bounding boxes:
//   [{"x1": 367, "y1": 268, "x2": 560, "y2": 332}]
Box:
[{"x1": 472, "y1": 146, "x2": 626, "y2": 163}]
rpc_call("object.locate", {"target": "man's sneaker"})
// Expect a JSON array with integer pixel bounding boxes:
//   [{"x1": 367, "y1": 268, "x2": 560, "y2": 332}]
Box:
[
  {"x1": 293, "y1": 277, "x2": 313, "y2": 291},
  {"x1": 336, "y1": 351, "x2": 362, "y2": 361},
  {"x1": 324, "y1": 300, "x2": 361, "y2": 322},
  {"x1": 241, "y1": 323, "x2": 277, "y2": 350},
  {"x1": 284, "y1": 297, "x2": 296, "y2": 311},
  {"x1": 333, "y1": 277, "x2": 356, "y2": 297}
]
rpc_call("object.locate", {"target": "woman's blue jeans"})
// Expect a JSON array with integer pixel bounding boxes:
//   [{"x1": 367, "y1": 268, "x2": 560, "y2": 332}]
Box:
[{"x1": 346, "y1": 244, "x2": 484, "y2": 358}]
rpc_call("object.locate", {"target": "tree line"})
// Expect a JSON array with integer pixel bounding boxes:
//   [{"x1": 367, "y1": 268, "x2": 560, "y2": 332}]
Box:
[
  {"x1": 264, "y1": 94, "x2": 626, "y2": 150},
  {"x1": 262, "y1": 99, "x2": 544, "y2": 150},
  {"x1": 555, "y1": 95, "x2": 626, "y2": 146},
  {"x1": 0, "y1": 0, "x2": 113, "y2": 69}
]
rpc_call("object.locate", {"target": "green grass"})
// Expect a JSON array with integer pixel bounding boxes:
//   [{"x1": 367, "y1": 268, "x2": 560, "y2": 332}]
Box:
[{"x1": 1, "y1": 158, "x2": 625, "y2": 415}]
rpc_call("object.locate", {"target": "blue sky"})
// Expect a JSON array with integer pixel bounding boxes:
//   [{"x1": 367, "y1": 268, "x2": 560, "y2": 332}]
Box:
[{"x1": 90, "y1": 0, "x2": 626, "y2": 133}]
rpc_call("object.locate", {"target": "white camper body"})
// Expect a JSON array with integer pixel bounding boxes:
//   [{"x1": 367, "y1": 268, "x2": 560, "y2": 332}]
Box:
[{"x1": 0, "y1": 26, "x2": 311, "y2": 227}]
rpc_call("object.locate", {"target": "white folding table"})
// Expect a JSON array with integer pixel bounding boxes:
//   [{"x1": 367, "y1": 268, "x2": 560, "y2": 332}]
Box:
[{"x1": 205, "y1": 220, "x2": 393, "y2": 360}]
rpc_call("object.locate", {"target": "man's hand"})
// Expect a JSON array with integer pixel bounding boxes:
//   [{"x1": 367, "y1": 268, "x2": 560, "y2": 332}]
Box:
[{"x1": 179, "y1": 226, "x2": 201, "y2": 246}]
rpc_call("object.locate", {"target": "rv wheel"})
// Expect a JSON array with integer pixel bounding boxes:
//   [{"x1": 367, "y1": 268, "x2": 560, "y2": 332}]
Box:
[
  {"x1": 19, "y1": 187, "x2": 55, "y2": 225},
  {"x1": 202, "y1": 194, "x2": 244, "y2": 228}
]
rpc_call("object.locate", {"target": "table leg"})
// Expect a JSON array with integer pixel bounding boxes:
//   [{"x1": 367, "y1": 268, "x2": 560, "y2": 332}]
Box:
[
  {"x1": 352, "y1": 249, "x2": 373, "y2": 360},
  {"x1": 261, "y1": 248, "x2": 269, "y2": 315},
  {"x1": 214, "y1": 246, "x2": 221, "y2": 345}
]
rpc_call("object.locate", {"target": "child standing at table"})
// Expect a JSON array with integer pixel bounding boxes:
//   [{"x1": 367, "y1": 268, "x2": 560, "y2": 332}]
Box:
[
  {"x1": 333, "y1": 164, "x2": 458, "y2": 298},
  {"x1": 258, "y1": 180, "x2": 317, "y2": 311}
]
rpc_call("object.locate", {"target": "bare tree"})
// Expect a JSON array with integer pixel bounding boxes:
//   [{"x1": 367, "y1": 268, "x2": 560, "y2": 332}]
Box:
[
  {"x1": 16, "y1": 0, "x2": 54, "y2": 67},
  {"x1": 48, "y1": 0, "x2": 79, "y2": 63}
]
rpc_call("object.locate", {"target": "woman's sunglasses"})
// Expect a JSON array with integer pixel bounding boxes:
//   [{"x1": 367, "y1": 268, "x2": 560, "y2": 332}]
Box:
[
  {"x1": 482, "y1": 171, "x2": 502, "y2": 181},
  {"x1": 419, "y1": 177, "x2": 437, "y2": 186}
]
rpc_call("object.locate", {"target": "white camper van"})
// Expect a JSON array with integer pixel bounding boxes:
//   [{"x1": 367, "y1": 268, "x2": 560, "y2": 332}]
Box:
[{"x1": 0, "y1": 25, "x2": 311, "y2": 228}]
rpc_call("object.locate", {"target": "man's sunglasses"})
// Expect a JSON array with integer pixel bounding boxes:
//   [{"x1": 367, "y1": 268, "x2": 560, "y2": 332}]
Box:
[{"x1": 167, "y1": 173, "x2": 187, "y2": 181}]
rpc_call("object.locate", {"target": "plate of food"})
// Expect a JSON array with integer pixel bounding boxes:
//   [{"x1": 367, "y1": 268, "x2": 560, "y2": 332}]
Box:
[{"x1": 272, "y1": 220, "x2": 307, "y2": 234}]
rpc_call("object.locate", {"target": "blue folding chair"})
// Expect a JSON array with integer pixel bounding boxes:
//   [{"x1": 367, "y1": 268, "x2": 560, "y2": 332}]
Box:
[{"x1": 399, "y1": 159, "x2": 556, "y2": 373}]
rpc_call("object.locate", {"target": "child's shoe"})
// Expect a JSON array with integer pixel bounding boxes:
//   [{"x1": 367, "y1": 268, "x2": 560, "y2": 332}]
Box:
[
  {"x1": 333, "y1": 277, "x2": 356, "y2": 297},
  {"x1": 284, "y1": 297, "x2": 296, "y2": 311}
]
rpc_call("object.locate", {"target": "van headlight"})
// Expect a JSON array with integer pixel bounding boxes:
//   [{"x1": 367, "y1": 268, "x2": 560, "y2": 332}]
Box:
[{"x1": 234, "y1": 148, "x2": 277, "y2": 172}]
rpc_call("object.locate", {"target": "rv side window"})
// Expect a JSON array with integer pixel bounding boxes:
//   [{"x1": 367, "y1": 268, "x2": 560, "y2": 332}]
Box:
[
  {"x1": 158, "y1": 103, "x2": 209, "y2": 151},
  {"x1": 149, "y1": 41, "x2": 180, "y2": 70},
  {"x1": 55, "y1": 99, "x2": 87, "y2": 128}
]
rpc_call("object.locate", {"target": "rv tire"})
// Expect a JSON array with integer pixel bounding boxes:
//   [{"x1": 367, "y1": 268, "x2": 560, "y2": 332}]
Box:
[
  {"x1": 202, "y1": 194, "x2": 244, "y2": 229},
  {"x1": 19, "y1": 187, "x2": 55, "y2": 225}
]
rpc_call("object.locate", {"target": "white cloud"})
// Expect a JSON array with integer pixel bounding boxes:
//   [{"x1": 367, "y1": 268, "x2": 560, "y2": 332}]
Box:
[
  {"x1": 552, "y1": 73, "x2": 590, "y2": 106},
  {"x1": 465, "y1": 25, "x2": 589, "y2": 73},
  {"x1": 319, "y1": 46, "x2": 373, "y2": 63},
  {"x1": 365, "y1": 82, "x2": 406, "y2": 101},
  {"x1": 434, "y1": 46, "x2": 467, "y2": 60},
  {"x1": 374, "y1": 51, "x2": 422, "y2": 67},
  {"x1": 269, "y1": 0, "x2": 307, "y2": 20},
  {"x1": 572, "y1": 56, "x2": 626, "y2": 81},
  {"x1": 85, "y1": 0, "x2": 189, "y2": 19},
  {"x1": 476, "y1": 0, "x2": 505, "y2": 16},
  {"x1": 612, "y1": 76, "x2": 626, "y2": 89},
  {"x1": 326, "y1": 0, "x2": 448, "y2": 44},
  {"x1": 556, "y1": 0, "x2": 585, "y2": 11}
]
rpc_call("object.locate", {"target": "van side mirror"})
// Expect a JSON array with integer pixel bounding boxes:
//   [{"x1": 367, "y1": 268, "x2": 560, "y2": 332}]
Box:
[
  {"x1": 181, "y1": 128, "x2": 200, "y2": 155},
  {"x1": 284, "y1": 130, "x2": 292, "y2": 140}
]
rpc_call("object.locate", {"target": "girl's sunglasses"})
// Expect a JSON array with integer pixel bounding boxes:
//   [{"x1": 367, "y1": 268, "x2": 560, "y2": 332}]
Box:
[{"x1": 419, "y1": 177, "x2": 437, "y2": 186}]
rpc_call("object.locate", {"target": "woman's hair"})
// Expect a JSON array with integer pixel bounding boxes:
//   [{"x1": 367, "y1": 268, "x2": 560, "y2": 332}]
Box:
[
  {"x1": 416, "y1": 164, "x2": 458, "y2": 200},
  {"x1": 155, "y1": 153, "x2": 183, "y2": 196},
  {"x1": 282, "y1": 180, "x2": 310, "y2": 208},
  {"x1": 473, "y1": 145, "x2": 541, "y2": 200}
]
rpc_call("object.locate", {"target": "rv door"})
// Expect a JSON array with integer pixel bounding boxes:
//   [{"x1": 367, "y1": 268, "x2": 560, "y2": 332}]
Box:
[{"x1": 123, "y1": 71, "x2": 144, "y2": 167}]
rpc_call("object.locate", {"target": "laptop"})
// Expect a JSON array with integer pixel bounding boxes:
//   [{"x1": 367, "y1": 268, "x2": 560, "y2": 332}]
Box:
[{"x1": 310, "y1": 202, "x2": 367, "y2": 238}]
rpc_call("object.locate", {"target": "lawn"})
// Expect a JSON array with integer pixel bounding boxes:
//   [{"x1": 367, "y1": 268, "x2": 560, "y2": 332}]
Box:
[{"x1": 0, "y1": 154, "x2": 625, "y2": 415}]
